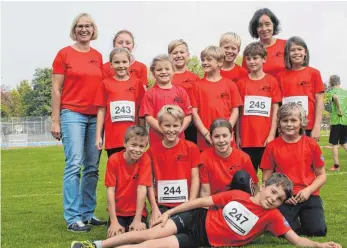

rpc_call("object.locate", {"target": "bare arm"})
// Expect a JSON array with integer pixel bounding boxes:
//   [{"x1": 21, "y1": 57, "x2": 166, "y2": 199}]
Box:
[
  {"x1": 311, "y1": 93, "x2": 324, "y2": 141},
  {"x1": 262, "y1": 169, "x2": 274, "y2": 182},
  {"x1": 284, "y1": 229, "x2": 341, "y2": 248},
  {"x1": 166, "y1": 196, "x2": 214, "y2": 217},
  {"x1": 106, "y1": 187, "x2": 125, "y2": 237},
  {"x1": 96, "y1": 107, "x2": 105, "y2": 150},
  {"x1": 199, "y1": 183, "x2": 211, "y2": 197},
  {"x1": 332, "y1": 95, "x2": 342, "y2": 115},
  {"x1": 147, "y1": 185, "x2": 161, "y2": 227},
  {"x1": 189, "y1": 167, "x2": 200, "y2": 201},
  {"x1": 145, "y1": 116, "x2": 163, "y2": 134},
  {"x1": 228, "y1": 107, "x2": 239, "y2": 127},
  {"x1": 180, "y1": 115, "x2": 192, "y2": 133},
  {"x1": 192, "y1": 108, "x2": 211, "y2": 144},
  {"x1": 235, "y1": 108, "x2": 242, "y2": 148},
  {"x1": 129, "y1": 185, "x2": 147, "y2": 231},
  {"x1": 50, "y1": 74, "x2": 64, "y2": 140}
]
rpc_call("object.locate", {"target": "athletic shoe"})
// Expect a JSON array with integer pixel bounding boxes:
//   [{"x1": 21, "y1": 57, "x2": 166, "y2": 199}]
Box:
[
  {"x1": 83, "y1": 216, "x2": 107, "y2": 226},
  {"x1": 71, "y1": 241, "x2": 96, "y2": 248},
  {"x1": 329, "y1": 165, "x2": 340, "y2": 171},
  {"x1": 67, "y1": 221, "x2": 91, "y2": 233}
]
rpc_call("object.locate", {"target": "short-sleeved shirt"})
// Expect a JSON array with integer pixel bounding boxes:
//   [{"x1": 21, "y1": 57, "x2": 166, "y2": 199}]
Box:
[
  {"x1": 102, "y1": 61, "x2": 149, "y2": 86},
  {"x1": 200, "y1": 147, "x2": 259, "y2": 194},
  {"x1": 236, "y1": 74, "x2": 282, "y2": 147},
  {"x1": 242, "y1": 39, "x2": 286, "y2": 77},
  {"x1": 93, "y1": 77, "x2": 145, "y2": 149},
  {"x1": 221, "y1": 65, "x2": 248, "y2": 83},
  {"x1": 191, "y1": 77, "x2": 243, "y2": 150},
  {"x1": 148, "y1": 139, "x2": 201, "y2": 207},
  {"x1": 260, "y1": 136, "x2": 325, "y2": 195},
  {"x1": 105, "y1": 151, "x2": 152, "y2": 217},
  {"x1": 52, "y1": 46, "x2": 103, "y2": 115},
  {"x1": 139, "y1": 84, "x2": 192, "y2": 145},
  {"x1": 277, "y1": 66, "x2": 325, "y2": 130},
  {"x1": 206, "y1": 190, "x2": 291, "y2": 247},
  {"x1": 172, "y1": 70, "x2": 200, "y2": 102},
  {"x1": 326, "y1": 87, "x2": 347, "y2": 125}
]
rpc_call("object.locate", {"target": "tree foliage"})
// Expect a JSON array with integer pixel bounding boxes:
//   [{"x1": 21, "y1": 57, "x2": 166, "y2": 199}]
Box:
[{"x1": 187, "y1": 56, "x2": 204, "y2": 78}]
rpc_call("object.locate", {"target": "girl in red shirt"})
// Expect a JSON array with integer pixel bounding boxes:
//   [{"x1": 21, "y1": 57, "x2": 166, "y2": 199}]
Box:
[
  {"x1": 102, "y1": 30, "x2": 148, "y2": 90},
  {"x1": 94, "y1": 48, "x2": 145, "y2": 157},
  {"x1": 277, "y1": 36, "x2": 325, "y2": 142}
]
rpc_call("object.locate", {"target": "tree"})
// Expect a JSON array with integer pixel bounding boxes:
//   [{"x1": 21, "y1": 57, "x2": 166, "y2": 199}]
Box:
[
  {"x1": 187, "y1": 56, "x2": 204, "y2": 78},
  {"x1": 235, "y1": 56, "x2": 243, "y2": 66},
  {"x1": 1, "y1": 86, "x2": 11, "y2": 118}
]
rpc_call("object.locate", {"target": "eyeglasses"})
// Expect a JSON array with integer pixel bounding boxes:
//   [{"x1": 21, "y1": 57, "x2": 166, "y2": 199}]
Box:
[{"x1": 75, "y1": 24, "x2": 93, "y2": 30}]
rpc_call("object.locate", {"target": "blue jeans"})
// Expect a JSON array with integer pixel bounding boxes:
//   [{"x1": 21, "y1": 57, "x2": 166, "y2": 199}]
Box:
[{"x1": 60, "y1": 109, "x2": 101, "y2": 225}]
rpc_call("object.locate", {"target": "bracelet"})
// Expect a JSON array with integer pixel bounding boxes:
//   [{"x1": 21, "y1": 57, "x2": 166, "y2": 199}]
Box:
[{"x1": 204, "y1": 132, "x2": 209, "y2": 137}]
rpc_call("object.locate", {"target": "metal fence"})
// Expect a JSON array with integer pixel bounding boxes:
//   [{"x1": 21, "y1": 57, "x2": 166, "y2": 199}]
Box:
[{"x1": 0, "y1": 116, "x2": 62, "y2": 148}]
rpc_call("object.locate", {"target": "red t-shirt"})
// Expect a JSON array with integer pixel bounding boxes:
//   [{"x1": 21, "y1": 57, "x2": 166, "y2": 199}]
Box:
[
  {"x1": 172, "y1": 70, "x2": 200, "y2": 102},
  {"x1": 104, "y1": 151, "x2": 152, "y2": 217},
  {"x1": 147, "y1": 139, "x2": 201, "y2": 207},
  {"x1": 52, "y1": 46, "x2": 103, "y2": 114},
  {"x1": 191, "y1": 77, "x2": 243, "y2": 150},
  {"x1": 221, "y1": 65, "x2": 248, "y2": 83},
  {"x1": 139, "y1": 84, "x2": 192, "y2": 145},
  {"x1": 200, "y1": 147, "x2": 258, "y2": 194},
  {"x1": 276, "y1": 66, "x2": 325, "y2": 130},
  {"x1": 206, "y1": 190, "x2": 291, "y2": 247},
  {"x1": 236, "y1": 74, "x2": 282, "y2": 147},
  {"x1": 93, "y1": 77, "x2": 145, "y2": 149},
  {"x1": 102, "y1": 61, "x2": 148, "y2": 86},
  {"x1": 242, "y1": 39, "x2": 286, "y2": 78},
  {"x1": 260, "y1": 136, "x2": 325, "y2": 195}
]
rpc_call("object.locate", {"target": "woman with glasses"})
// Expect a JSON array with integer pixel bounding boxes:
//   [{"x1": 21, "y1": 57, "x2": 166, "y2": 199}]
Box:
[{"x1": 51, "y1": 13, "x2": 106, "y2": 233}]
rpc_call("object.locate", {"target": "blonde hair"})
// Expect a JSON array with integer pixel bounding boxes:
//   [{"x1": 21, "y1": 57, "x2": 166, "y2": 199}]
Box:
[
  {"x1": 150, "y1": 55, "x2": 174, "y2": 73},
  {"x1": 219, "y1": 32, "x2": 241, "y2": 48},
  {"x1": 70, "y1": 13, "x2": 98, "y2": 41},
  {"x1": 200, "y1": 46, "x2": 225, "y2": 62},
  {"x1": 277, "y1": 102, "x2": 307, "y2": 135},
  {"x1": 168, "y1": 39, "x2": 189, "y2": 54},
  {"x1": 157, "y1": 105, "x2": 185, "y2": 124},
  {"x1": 124, "y1": 125, "x2": 148, "y2": 143},
  {"x1": 112, "y1": 30, "x2": 135, "y2": 47},
  {"x1": 109, "y1": 48, "x2": 131, "y2": 63}
]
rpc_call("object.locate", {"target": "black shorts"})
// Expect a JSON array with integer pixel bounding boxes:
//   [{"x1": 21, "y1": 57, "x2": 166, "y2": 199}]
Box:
[
  {"x1": 171, "y1": 208, "x2": 210, "y2": 248},
  {"x1": 107, "y1": 215, "x2": 147, "y2": 232},
  {"x1": 329, "y1": 124, "x2": 347, "y2": 145},
  {"x1": 106, "y1": 147, "x2": 124, "y2": 158},
  {"x1": 242, "y1": 147, "x2": 265, "y2": 172},
  {"x1": 184, "y1": 121, "x2": 197, "y2": 144}
]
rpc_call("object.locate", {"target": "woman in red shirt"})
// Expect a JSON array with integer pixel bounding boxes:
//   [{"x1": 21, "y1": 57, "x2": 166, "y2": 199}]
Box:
[{"x1": 51, "y1": 13, "x2": 105, "y2": 233}]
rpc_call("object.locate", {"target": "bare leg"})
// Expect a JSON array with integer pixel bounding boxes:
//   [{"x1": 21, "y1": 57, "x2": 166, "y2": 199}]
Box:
[
  {"x1": 332, "y1": 145, "x2": 339, "y2": 165},
  {"x1": 101, "y1": 220, "x2": 178, "y2": 248},
  {"x1": 342, "y1": 143, "x2": 347, "y2": 151},
  {"x1": 117, "y1": 235, "x2": 179, "y2": 248}
]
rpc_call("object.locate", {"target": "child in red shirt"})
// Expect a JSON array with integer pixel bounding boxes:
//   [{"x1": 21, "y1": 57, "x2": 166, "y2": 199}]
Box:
[
  {"x1": 104, "y1": 126, "x2": 152, "y2": 237},
  {"x1": 219, "y1": 32, "x2": 248, "y2": 83},
  {"x1": 72, "y1": 173, "x2": 341, "y2": 248},
  {"x1": 192, "y1": 46, "x2": 243, "y2": 151},
  {"x1": 260, "y1": 102, "x2": 327, "y2": 237},
  {"x1": 139, "y1": 55, "x2": 192, "y2": 146},
  {"x1": 169, "y1": 39, "x2": 201, "y2": 144},
  {"x1": 277, "y1": 36, "x2": 325, "y2": 142},
  {"x1": 94, "y1": 48, "x2": 145, "y2": 157},
  {"x1": 102, "y1": 30, "x2": 148, "y2": 90},
  {"x1": 146, "y1": 105, "x2": 200, "y2": 227},
  {"x1": 199, "y1": 118, "x2": 259, "y2": 197},
  {"x1": 236, "y1": 42, "x2": 281, "y2": 172}
]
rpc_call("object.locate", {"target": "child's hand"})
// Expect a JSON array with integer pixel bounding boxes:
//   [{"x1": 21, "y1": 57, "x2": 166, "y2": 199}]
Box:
[
  {"x1": 204, "y1": 133, "x2": 212, "y2": 145},
  {"x1": 129, "y1": 220, "x2": 147, "y2": 232},
  {"x1": 294, "y1": 188, "x2": 311, "y2": 203},
  {"x1": 319, "y1": 241, "x2": 342, "y2": 248},
  {"x1": 310, "y1": 126, "x2": 321, "y2": 142},
  {"x1": 149, "y1": 208, "x2": 162, "y2": 228},
  {"x1": 285, "y1": 196, "x2": 298, "y2": 205},
  {"x1": 338, "y1": 110, "x2": 342, "y2": 117},
  {"x1": 107, "y1": 222, "x2": 125, "y2": 238},
  {"x1": 152, "y1": 212, "x2": 170, "y2": 227},
  {"x1": 264, "y1": 135, "x2": 275, "y2": 146},
  {"x1": 51, "y1": 120, "x2": 61, "y2": 141},
  {"x1": 95, "y1": 136, "x2": 103, "y2": 150}
]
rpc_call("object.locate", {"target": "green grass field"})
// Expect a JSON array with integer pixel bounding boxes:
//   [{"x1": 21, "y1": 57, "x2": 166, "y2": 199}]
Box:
[{"x1": 2, "y1": 136, "x2": 347, "y2": 248}]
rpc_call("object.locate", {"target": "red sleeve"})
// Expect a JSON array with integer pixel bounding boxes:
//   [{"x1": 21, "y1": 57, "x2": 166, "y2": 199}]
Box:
[
  {"x1": 140, "y1": 65, "x2": 149, "y2": 86},
  {"x1": 199, "y1": 157, "x2": 209, "y2": 184},
  {"x1": 52, "y1": 50, "x2": 65, "y2": 74},
  {"x1": 312, "y1": 142, "x2": 325, "y2": 168},
  {"x1": 191, "y1": 83, "x2": 199, "y2": 108},
  {"x1": 139, "y1": 90, "x2": 154, "y2": 117},
  {"x1": 138, "y1": 154, "x2": 153, "y2": 186},
  {"x1": 105, "y1": 156, "x2": 117, "y2": 187},
  {"x1": 211, "y1": 190, "x2": 234, "y2": 207},
  {"x1": 137, "y1": 79, "x2": 145, "y2": 107},
  {"x1": 313, "y1": 69, "x2": 325, "y2": 94},
  {"x1": 260, "y1": 144, "x2": 276, "y2": 170},
  {"x1": 266, "y1": 210, "x2": 292, "y2": 236},
  {"x1": 229, "y1": 82, "x2": 243, "y2": 107},
  {"x1": 93, "y1": 81, "x2": 107, "y2": 107},
  {"x1": 242, "y1": 153, "x2": 259, "y2": 183},
  {"x1": 190, "y1": 143, "x2": 201, "y2": 168},
  {"x1": 180, "y1": 88, "x2": 192, "y2": 115},
  {"x1": 102, "y1": 62, "x2": 113, "y2": 79},
  {"x1": 241, "y1": 57, "x2": 247, "y2": 70},
  {"x1": 271, "y1": 77, "x2": 282, "y2": 103}
]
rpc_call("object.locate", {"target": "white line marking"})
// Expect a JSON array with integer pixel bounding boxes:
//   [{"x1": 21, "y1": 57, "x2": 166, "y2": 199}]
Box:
[{"x1": 8, "y1": 193, "x2": 62, "y2": 198}]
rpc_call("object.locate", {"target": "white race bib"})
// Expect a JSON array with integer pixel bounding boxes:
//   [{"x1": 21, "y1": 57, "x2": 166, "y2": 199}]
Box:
[
  {"x1": 110, "y1": 100, "x2": 135, "y2": 122},
  {"x1": 158, "y1": 180, "x2": 188, "y2": 203},
  {"x1": 282, "y1": 96, "x2": 309, "y2": 115},
  {"x1": 244, "y1": 96, "x2": 272, "y2": 117},
  {"x1": 222, "y1": 201, "x2": 259, "y2": 236}
]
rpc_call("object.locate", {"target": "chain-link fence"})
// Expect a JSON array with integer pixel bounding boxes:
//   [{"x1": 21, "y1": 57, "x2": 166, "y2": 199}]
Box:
[{"x1": 0, "y1": 116, "x2": 62, "y2": 148}]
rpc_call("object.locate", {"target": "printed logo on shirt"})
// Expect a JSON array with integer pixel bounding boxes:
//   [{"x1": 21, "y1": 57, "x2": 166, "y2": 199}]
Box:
[
  {"x1": 220, "y1": 92, "x2": 230, "y2": 99},
  {"x1": 173, "y1": 97, "x2": 183, "y2": 104},
  {"x1": 133, "y1": 173, "x2": 139, "y2": 180},
  {"x1": 275, "y1": 52, "x2": 284, "y2": 57},
  {"x1": 297, "y1": 81, "x2": 311, "y2": 87},
  {"x1": 228, "y1": 164, "x2": 240, "y2": 171},
  {"x1": 127, "y1": 87, "x2": 136, "y2": 93},
  {"x1": 89, "y1": 59, "x2": 99, "y2": 65},
  {"x1": 283, "y1": 217, "x2": 290, "y2": 227},
  {"x1": 262, "y1": 86, "x2": 271, "y2": 92},
  {"x1": 176, "y1": 153, "x2": 188, "y2": 162}
]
